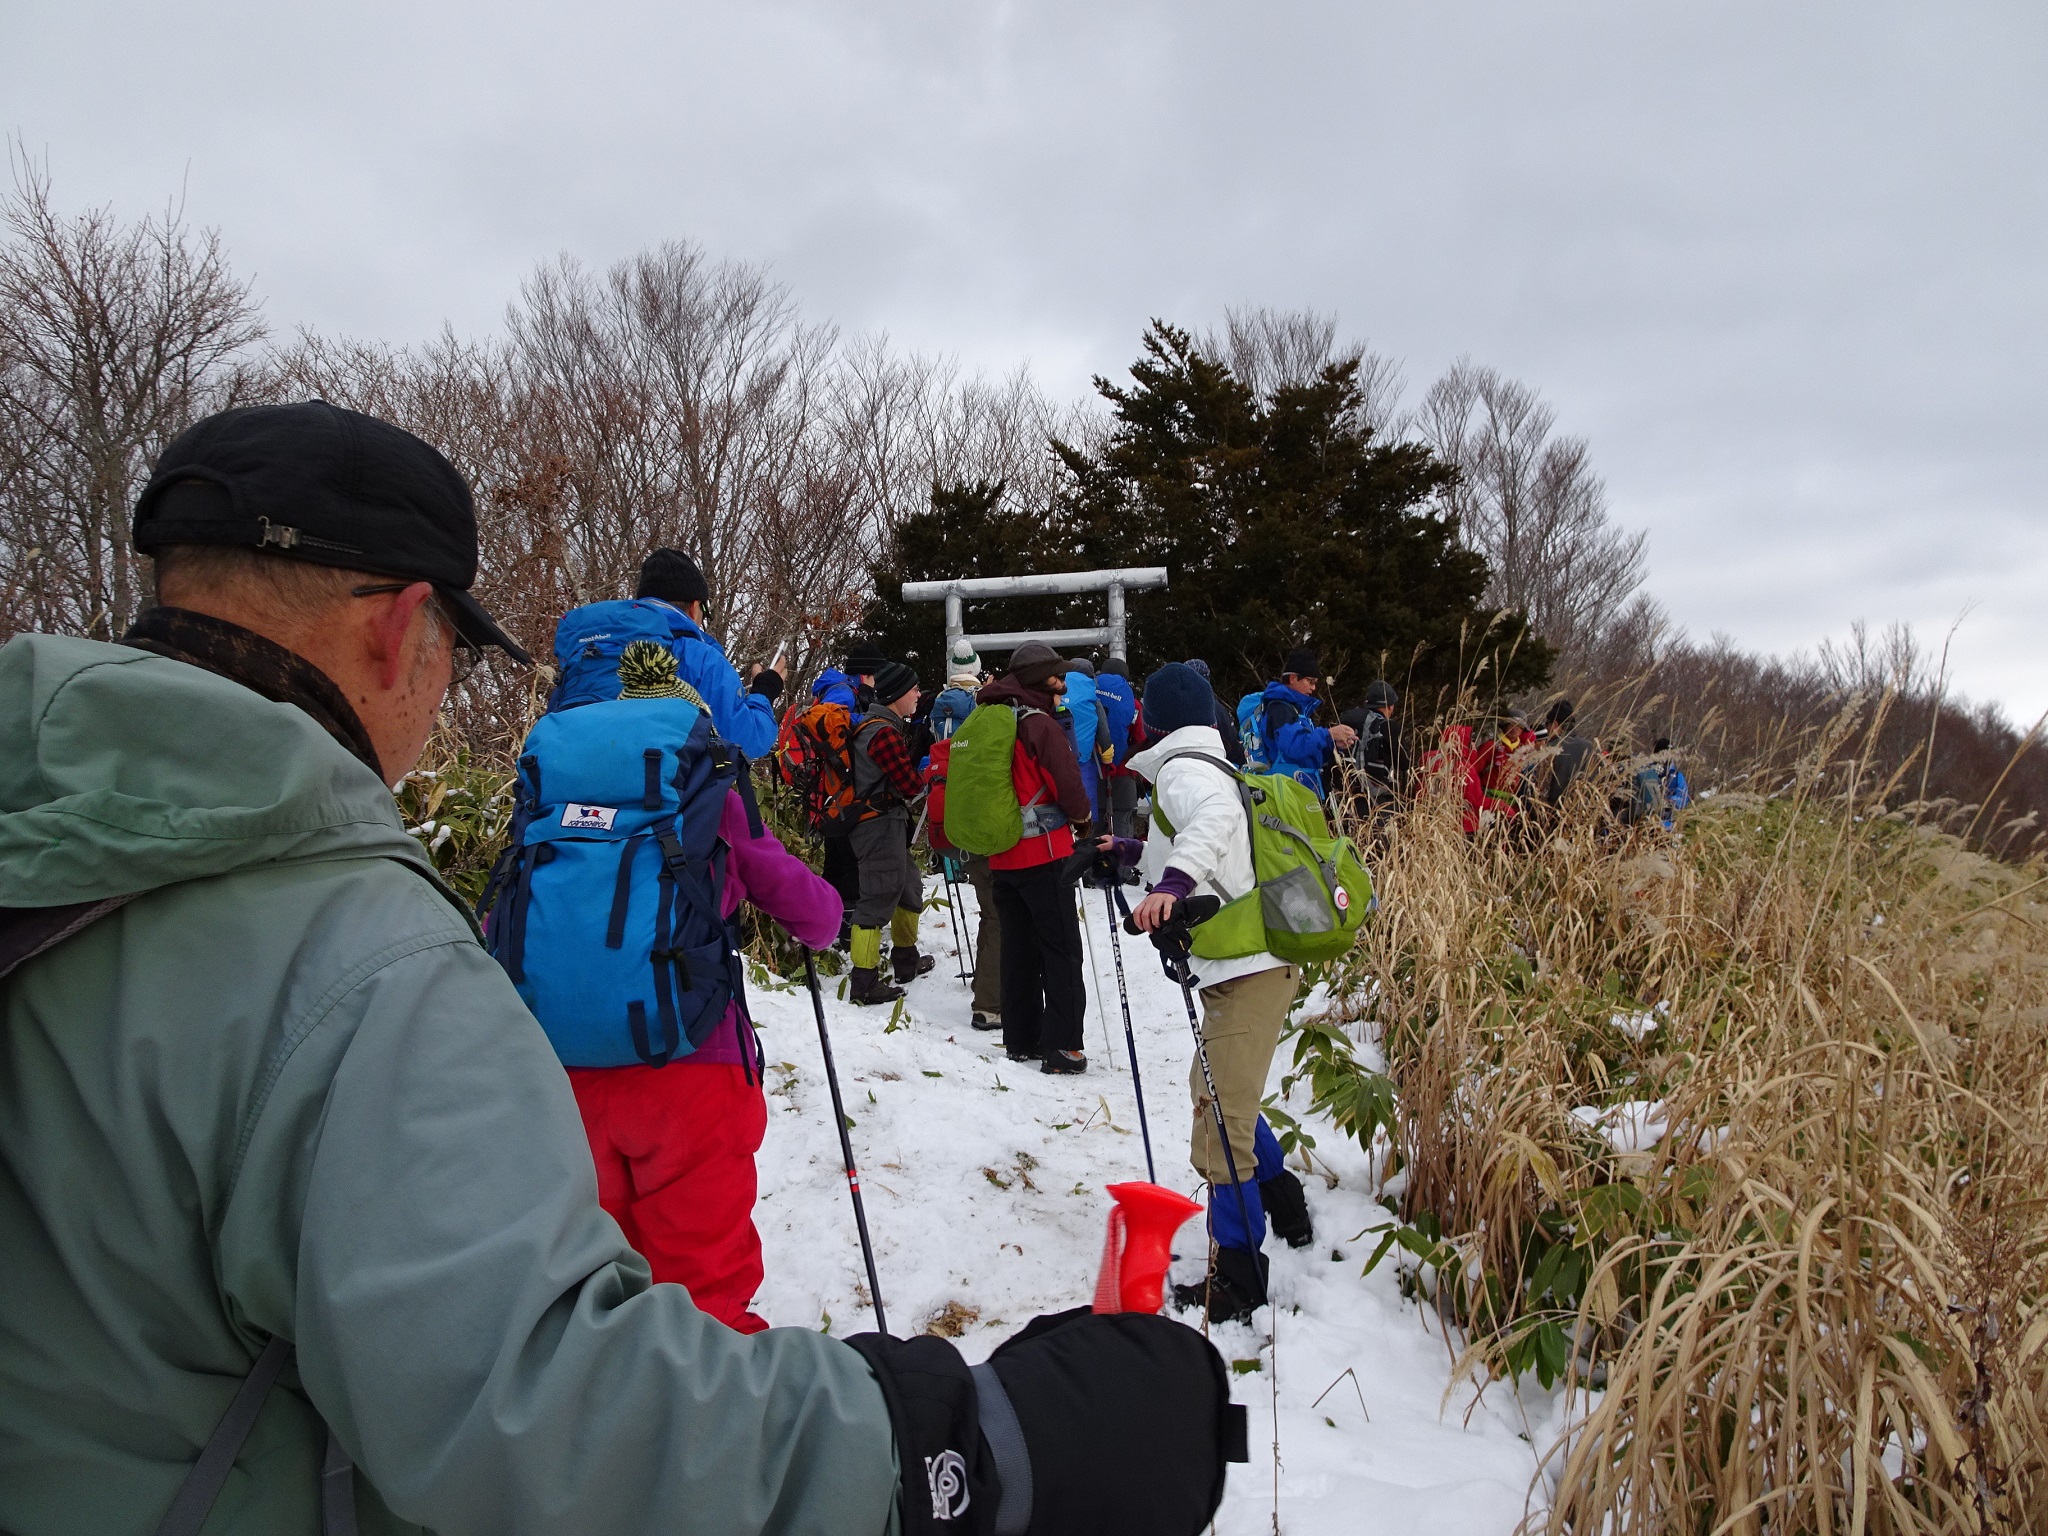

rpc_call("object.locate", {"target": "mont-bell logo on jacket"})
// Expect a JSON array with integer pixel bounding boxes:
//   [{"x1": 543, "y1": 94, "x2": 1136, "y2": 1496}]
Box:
[{"x1": 560, "y1": 803, "x2": 619, "y2": 831}]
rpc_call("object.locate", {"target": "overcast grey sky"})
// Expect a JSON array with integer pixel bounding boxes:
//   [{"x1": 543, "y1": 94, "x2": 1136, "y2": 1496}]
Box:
[{"x1": 9, "y1": 1, "x2": 2044, "y2": 720}]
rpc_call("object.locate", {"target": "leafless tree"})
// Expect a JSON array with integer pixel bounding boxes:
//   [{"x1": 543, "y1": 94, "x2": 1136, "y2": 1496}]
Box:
[
  {"x1": 0, "y1": 153, "x2": 266, "y2": 640},
  {"x1": 1411, "y1": 359, "x2": 1651, "y2": 663},
  {"x1": 1199, "y1": 305, "x2": 1403, "y2": 433}
]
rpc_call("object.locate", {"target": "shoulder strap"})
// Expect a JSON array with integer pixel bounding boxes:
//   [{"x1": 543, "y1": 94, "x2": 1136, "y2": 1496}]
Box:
[
  {"x1": 1152, "y1": 751, "x2": 1260, "y2": 903},
  {"x1": 154, "y1": 1336, "x2": 357, "y2": 1536},
  {"x1": 0, "y1": 896, "x2": 135, "y2": 982}
]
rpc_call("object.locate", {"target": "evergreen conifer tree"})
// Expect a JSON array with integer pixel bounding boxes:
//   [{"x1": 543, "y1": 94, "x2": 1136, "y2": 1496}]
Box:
[{"x1": 860, "y1": 324, "x2": 1551, "y2": 707}]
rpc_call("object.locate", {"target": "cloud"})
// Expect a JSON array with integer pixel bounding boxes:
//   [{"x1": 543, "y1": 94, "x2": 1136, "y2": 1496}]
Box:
[{"x1": 8, "y1": 0, "x2": 2043, "y2": 718}]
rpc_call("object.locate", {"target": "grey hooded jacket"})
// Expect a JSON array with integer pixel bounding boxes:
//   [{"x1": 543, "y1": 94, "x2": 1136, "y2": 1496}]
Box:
[{"x1": 0, "y1": 633, "x2": 897, "y2": 1534}]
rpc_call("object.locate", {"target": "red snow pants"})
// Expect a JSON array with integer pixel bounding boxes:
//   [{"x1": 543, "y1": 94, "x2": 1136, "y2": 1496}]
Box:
[{"x1": 566, "y1": 1062, "x2": 771, "y2": 1334}]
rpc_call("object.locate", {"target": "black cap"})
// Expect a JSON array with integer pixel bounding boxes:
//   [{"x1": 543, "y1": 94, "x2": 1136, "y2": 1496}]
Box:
[
  {"x1": 637, "y1": 548, "x2": 711, "y2": 607},
  {"x1": 1283, "y1": 647, "x2": 1320, "y2": 679},
  {"x1": 133, "y1": 401, "x2": 530, "y2": 664}
]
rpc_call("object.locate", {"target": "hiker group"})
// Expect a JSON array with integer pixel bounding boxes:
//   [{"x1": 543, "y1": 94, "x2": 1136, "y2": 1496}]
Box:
[
  {"x1": 0, "y1": 404, "x2": 1241, "y2": 1536},
  {"x1": 1, "y1": 398, "x2": 1692, "y2": 1533}
]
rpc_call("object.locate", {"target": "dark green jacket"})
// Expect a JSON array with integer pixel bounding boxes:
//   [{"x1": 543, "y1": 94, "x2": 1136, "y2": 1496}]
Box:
[{"x1": 0, "y1": 634, "x2": 897, "y2": 1534}]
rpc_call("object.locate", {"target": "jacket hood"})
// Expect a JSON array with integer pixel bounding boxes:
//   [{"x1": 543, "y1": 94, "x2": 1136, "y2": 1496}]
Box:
[
  {"x1": 0, "y1": 634, "x2": 439, "y2": 908},
  {"x1": 1262, "y1": 679, "x2": 1315, "y2": 709},
  {"x1": 1129, "y1": 724, "x2": 1228, "y2": 783},
  {"x1": 977, "y1": 674, "x2": 1055, "y2": 712}
]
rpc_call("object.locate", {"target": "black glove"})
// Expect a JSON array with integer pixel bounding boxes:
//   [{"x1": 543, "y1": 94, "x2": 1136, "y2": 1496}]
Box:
[
  {"x1": 748, "y1": 667, "x2": 785, "y2": 703},
  {"x1": 851, "y1": 1308, "x2": 1245, "y2": 1536}
]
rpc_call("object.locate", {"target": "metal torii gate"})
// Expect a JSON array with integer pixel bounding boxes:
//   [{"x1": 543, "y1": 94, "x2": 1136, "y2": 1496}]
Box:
[{"x1": 898, "y1": 567, "x2": 1169, "y2": 663}]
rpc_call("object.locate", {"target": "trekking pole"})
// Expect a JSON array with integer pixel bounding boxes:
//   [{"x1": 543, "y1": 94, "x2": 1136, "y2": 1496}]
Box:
[
  {"x1": 954, "y1": 862, "x2": 977, "y2": 972},
  {"x1": 1102, "y1": 882, "x2": 1156, "y2": 1183},
  {"x1": 1078, "y1": 887, "x2": 1118, "y2": 1066},
  {"x1": 801, "y1": 949, "x2": 888, "y2": 1334},
  {"x1": 939, "y1": 858, "x2": 971, "y2": 985},
  {"x1": 1124, "y1": 897, "x2": 1257, "y2": 1246}
]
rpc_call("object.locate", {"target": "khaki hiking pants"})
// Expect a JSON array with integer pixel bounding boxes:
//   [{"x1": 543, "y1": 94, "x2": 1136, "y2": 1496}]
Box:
[
  {"x1": 1189, "y1": 963, "x2": 1298, "y2": 1183},
  {"x1": 964, "y1": 854, "x2": 1002, "y2": 1015}
]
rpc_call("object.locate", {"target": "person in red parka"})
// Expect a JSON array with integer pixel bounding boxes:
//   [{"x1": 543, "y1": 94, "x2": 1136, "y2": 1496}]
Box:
[
  {"x1": 1469, "y1": 711, "x2": 1535, "y2": 831},
  {"x1": 567, "y1": 642, "x2": 843, "y2": 1333},
  {"x1": 977, "y1": 641, "x2": 1094, "y2": 1073}
]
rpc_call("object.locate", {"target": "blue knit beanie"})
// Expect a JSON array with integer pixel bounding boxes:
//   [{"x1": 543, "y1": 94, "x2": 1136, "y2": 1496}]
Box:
[{"x1": 1142, "y1": 663, "x2": 1215, "y2": 734}]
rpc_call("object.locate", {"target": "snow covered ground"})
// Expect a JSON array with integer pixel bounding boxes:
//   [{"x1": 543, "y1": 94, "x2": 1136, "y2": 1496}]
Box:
[{"x1": 747, "y1": 878, "x2": 1552, "y2": 1534}]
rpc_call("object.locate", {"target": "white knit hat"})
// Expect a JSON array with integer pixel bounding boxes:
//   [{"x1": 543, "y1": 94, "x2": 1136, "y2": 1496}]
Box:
[{"x1": 946, "y1": 636, "x2": 982, "y2": 683}]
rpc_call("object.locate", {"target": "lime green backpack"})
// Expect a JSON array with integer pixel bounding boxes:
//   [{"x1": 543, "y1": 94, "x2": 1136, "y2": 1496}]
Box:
[
  {"x1": 1151, "y1": 752, "x2": 1371, "y2": 963},
  {"x1": 942, "y1": 702, "x2": 1065, "y2": 856}
]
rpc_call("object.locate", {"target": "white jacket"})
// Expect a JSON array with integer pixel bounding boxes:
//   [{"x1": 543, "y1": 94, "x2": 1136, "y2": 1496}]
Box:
[{"x1": 1128, "y1": 724, "x2": 1288, "y2": 988}]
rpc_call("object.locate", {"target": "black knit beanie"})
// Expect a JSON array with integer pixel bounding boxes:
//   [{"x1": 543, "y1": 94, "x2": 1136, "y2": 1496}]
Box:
[
  {"x1": 637, "y1": 548, "x2": 710, "y2": 606},
  {"x1": 871, "y1": 659, "x2": 918, "y2": 706},
  {"x1": 1282, "y1": 647, "x2": 1320, "y2": 680}
]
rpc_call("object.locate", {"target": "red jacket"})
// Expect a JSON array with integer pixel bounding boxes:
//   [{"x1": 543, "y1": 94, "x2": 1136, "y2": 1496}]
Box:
[{"x1": 976, "y1": 673, "x2": 1092, "y2": 870}]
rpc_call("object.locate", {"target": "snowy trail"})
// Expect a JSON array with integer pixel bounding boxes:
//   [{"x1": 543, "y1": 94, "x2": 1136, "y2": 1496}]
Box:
[{"x1": 751, "y1": 879, "x2": 1546, "y2": 1534}]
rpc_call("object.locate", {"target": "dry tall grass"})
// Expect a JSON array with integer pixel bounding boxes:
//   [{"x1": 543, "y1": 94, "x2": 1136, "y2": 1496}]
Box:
[{"x1": 1318, "y1": 705, "x2": 2048, "y2": 1532}]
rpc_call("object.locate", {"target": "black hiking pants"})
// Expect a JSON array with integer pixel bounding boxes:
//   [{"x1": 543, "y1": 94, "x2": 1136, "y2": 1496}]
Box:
[
  {"x1": 992, "y1": 862, "x2": 1086, "y2": 1057},
  {"x1": 821, "y1": 834, "x2": 859, "y2": 920}
]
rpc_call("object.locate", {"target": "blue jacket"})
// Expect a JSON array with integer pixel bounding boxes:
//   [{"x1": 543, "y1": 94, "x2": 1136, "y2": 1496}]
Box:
[
  {"x1": 645, "y1": 604, "x2": 778, "y2": 760},
  {"x1": 549, "y1": 599, "x2": 778, "y2": 762},
  {"x1": 1260, "y1": 680, "x2": 1332, "y2": 795},
  {"x1": 930, "y1": 685, "x2": 977, "y2": 739},
  {"x1": 1096, "y1": 673, "x2": 1136, "y2": 765},
  {"x1": 810, "y1": 668, "x2": 859, "y2": 709}
]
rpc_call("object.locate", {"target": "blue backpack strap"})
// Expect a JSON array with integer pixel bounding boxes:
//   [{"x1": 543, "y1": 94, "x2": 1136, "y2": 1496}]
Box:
[
  {"x1": 496, "y1": 844, "x2": 549, "y2": 984},
  {"x1": 606, "y1": 835, "x2": 650, "y2": 949},
  {"x1": 734, "y1": 753, "x2": 765, "y2": 838}
]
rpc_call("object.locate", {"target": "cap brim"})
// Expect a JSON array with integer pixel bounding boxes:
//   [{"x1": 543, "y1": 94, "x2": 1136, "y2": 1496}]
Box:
[{"x1": 441, "y1": 587, "x2": 533, "y2": 667}]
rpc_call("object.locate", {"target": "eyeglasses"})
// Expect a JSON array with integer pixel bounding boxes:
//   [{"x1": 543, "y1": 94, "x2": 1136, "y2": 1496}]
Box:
[{"x1": 352, "y1": 581, "x2": 485, "y2": 686}]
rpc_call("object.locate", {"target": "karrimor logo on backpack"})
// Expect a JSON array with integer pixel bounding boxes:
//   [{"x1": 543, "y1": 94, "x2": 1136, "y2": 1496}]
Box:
[{"x1": 561, "y1": 803, "x2": 618, "y2": 831}]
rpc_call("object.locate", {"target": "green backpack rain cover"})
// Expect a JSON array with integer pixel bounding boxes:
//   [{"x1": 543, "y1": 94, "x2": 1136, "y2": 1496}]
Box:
[
  {"x1": 943, "y1": 703, "x2": 1024, "y2": 855},
  {"x1": 1152, "y1": 752, "x2": 1372, "y2": 963}
]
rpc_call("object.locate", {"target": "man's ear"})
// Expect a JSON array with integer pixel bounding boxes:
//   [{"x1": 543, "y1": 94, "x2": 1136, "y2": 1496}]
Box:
[{"x1": 362, "y1": 582, "x2": 437, "y2": 691}]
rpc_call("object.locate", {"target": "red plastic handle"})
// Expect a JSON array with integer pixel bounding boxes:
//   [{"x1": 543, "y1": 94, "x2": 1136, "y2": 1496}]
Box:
[{"x1": 1092, "y1": 1181, "x2": 1202, "y2": 1314}]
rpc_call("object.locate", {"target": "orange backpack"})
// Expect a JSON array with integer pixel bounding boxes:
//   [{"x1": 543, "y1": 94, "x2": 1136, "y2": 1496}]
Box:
[{"x1": 778, "y1": 700, "x2": 863, "y2": 833}]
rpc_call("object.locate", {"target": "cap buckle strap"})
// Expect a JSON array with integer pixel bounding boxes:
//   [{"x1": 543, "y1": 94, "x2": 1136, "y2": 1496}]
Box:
[{"x1": 257, "y1": 517, "x2": 300, "y2": 550}]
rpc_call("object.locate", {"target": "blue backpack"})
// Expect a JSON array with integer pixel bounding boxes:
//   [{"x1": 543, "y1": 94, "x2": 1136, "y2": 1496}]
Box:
[
  {"x1": 1065, "y1": 671, "x2": 1099, "y2": 764},
  {"x1": 482, "y1": 695, "x2": 754, "y2": 1068},
  {"x1": 549, "y1": 599, "x2": 705, "y2": 712},
  {"x1": 1237, "y1": 693, "x2": 1271, "y2": 770}
]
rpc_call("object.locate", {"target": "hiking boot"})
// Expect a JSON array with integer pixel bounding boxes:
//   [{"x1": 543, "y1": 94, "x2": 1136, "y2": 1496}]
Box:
[
  {"x1": 970, "y1": 1010, "x2": 1002, "y2": 1032},
  {"x1": 1260, "y1": 1169, "x2": 1315, "y2": 1249},
  {"x1": 848, "y1": 967, "x2": 905, "y2": 1007},
  {"x1": 890, "y1": 946, "x2": 936, "y2": 984},
  {"x1": 1171, "y1": 1247, "x2": 1269, "y2": 1325},
  {"x1": 1040, "y1": 1050, "x2": 1087, "y2": 1075}
]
